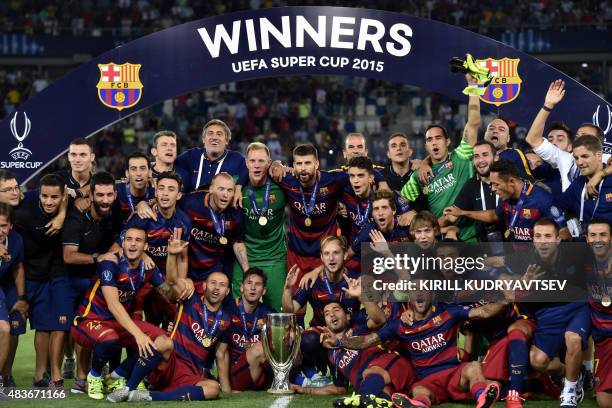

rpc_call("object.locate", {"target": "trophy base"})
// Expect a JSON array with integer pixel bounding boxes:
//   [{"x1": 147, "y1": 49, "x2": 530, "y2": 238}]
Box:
[{"x1": 267, "y1": 388, "x2": 295, "y2": 395}]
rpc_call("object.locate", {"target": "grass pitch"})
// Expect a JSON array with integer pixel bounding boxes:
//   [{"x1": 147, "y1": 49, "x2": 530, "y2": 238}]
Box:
[{"x1": 6, "y1": 329, "x2": 601, "y2": 407}]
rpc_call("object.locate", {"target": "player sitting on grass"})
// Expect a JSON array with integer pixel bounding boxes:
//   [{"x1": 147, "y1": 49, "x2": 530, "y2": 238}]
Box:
[
  {"x1": 108, "y1": 232, "x2": 231, "y2": 402},
  {"x1": 71, "y1": 226, "x2": 193, "y2": 400},
  {"x1": 341, "y1": 288, "x2": 505, "y2": 408}
]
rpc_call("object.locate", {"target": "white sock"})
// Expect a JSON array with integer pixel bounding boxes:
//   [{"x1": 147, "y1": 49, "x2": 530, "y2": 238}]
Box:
[
  {"x1": 110, "y1": 371, "x2": 122, "y2": 379},
  {"x1": 563, "y1": 379, "x2": 577, "y2": 394},
  {"x1": 583, "y1": 361, "x2": 593, "y2": 372}
]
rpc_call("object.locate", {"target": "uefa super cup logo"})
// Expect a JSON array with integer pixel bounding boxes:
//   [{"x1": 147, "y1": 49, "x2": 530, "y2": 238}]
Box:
[
  {"x1": 593, "y1": 104, "x2": 612, "y2": 136},
  {"x1": 9, "y1": 112, "x2": 32, "y2": 161}
]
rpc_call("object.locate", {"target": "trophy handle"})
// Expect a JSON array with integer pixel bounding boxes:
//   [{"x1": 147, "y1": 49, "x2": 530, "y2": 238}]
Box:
[
  {"x1": 261, "y1": 323, "x2": 272, "y2": 362},
  {"x1": 288, "y1": 325, "x2": 302, "y2": 364}
]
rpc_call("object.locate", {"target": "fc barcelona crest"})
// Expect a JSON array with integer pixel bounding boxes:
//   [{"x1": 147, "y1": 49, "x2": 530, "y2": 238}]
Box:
[
  {"x1": 96, "y1": 62, "x2": 143, "y2": 111},
  {"x1": 476, "y1": 58, "x2": 522, "y2": 106}
]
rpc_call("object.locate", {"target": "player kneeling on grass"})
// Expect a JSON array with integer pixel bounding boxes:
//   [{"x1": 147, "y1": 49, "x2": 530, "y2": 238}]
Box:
[
  {"x1": 341, "y1": 289, "x2": 505, "y2": 408},
  {"x1": 71, "y1": 226, "x2": 193, "y2": 400},
  {"x1": 227, "y1": 267, "x2": 275, "y2": 391},
  {"x1": 291, "y1": 278, "x2": 407, "y2": 408},
  {"x1": 108, "y1": 233, "x2": 231, "y2": 402}
]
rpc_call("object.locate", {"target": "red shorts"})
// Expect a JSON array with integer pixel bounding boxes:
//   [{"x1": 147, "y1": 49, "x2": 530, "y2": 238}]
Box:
[
  {"x1": 366, "y1": 354, "x2": 415, "y2": 394},
  {"x1": 411, "y1": 364, "x2": 470, "y2": 404},
  {"x1": 149, "y1": 352, "x2": 206, "y2": 392},
  {"x1": 72, "y1": 319, "x2": 165, "y2": 350},
  {"x1": 287, "y1": 249, "x2": 322, "y2": 294},
  {"x1": 595, "y1": 337, "x2": 612, "y2": 393},
  {"x1": 230, "y1": 351, "x2": 271, "y2": 391}
]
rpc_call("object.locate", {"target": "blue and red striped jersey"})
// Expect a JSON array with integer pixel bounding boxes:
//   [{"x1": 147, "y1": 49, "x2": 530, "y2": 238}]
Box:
[
  {"x1": 327, "y1": 321, "x2": 396, "y2": 388},
  {"x1": 586, "y1": 260, "x2": 612, "y2": 342},
  {"x1": 227, "y1": 298, "x2": 275, "y2": 363},
  {"x1": 118, "y1": 209, "x2": 191, "y2": 275},
  {"x1": 377, "y1": 303, "x2": 469, "y2": 378},
  {"x1": 277, "y1": 171, "x2": 349, "y2": 257},
  {"x1": 349, "y1": 221, "x2": 411, "y2": 275},
  {"x1": 495, "y1": 182, "x2": 565, "y2": 241},
  {"x1": 75, "y1": 259, "x2": 163, "y2": 323},
  {"x1": 179, "y1": 192, "x2": 244, "y2": 281},
  {"x1": 341, "y1": 186, "x2": 411, "y2": 247},
  {"x1": 293, "y1": 272, "x2": 359, "y2": 327},
  {"x1": 114, "y1": 181, "x2": 156, "y2": 225},
  {"x1": 169, "y1": 295, "x2": 232, "y2": 371}
]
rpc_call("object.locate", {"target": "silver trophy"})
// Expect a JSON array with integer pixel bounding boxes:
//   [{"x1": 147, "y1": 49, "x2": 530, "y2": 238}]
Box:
[{"x1": 262, "y1": 313, "x2": 302, "y2": 394}]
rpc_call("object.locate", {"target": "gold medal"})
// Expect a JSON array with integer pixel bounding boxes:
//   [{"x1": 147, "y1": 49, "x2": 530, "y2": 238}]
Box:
[
  {"x1": 219, "y1": 236, "x2": 228, "y2": 245},
  {"x1": 202, "y1": 337, "x2": 212, "y2": 347},
  {"x1": 602, "y1": 295, "x2": 611, "y2": 307},
  {"x1": 305, "y1": 217, "x2": 312, "y2": 227},
  {"x1": 244, "y1": 340, "x2": 252, "y2": 350},
  {"x1": 422, "y1": 186, "x2": 429, "y2": 195},
  {"x1": 504, "y1": 230, "x2": 511, "y2": 239},
  {"x1": 258, "y1": 216, "x2": 268, "y2": 226}
]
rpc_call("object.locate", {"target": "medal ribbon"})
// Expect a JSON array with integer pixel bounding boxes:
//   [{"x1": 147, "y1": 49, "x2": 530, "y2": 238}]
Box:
[
  {"x1": 322, "y1": 270, "x2": 344, "y2": 303},
  {"x1": 354, "y1": 197, "x2": 371, "y2": 227},
  {"x1": 125, "y1": 183, "x2": 151, "y2": 213},
  {"x1": 209, "y1": 206, "x2": 226, "y2": 238},
  {"x1": 299, "y1": 179, "x2": 319, "y2": 219},
  {"x1": 239, "y1": 299, "x2": 258, "y2": 340},
  {"x1": 508, "y1": 182, "x2": 531, "y2": 232},
  {"x1": 247, "y1": 178, "x2": 271, "y2": 218},
  {"x1": 202, "y1": 300, "x2": 223, "y2": 339}
]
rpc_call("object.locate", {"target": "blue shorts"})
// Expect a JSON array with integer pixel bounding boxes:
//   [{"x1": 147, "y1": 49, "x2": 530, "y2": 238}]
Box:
[
  {"x1": 534, "y1": 302, "x2": 591, "y2": 359},
  {"x1": 0, "y1": 282, "x2": 26, "y2": 336},
  {"x1": 27, "y1": 277, "x2": 72, "y2": 331},
  {"x1": 68, "y1": 276, "x2": 92, "y2": 313}
]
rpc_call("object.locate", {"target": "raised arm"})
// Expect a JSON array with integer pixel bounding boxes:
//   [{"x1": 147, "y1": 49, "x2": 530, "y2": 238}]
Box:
[
  {"x1": 468, "y1": 301, "x2": 509, "y2": 320},
  {"x1": 462, "y1": 74, "x2": 481, "y2": 147},
  {"x1": 232, "y1": 242, "x2": 249, "y2": 273},
  {"x1": 340, "y1": 332, "x2": 382, "y2": 350},
  {"x1": 526, "y1": 80, "x2": 565, "y2": 148},
  {"x1": 281, "y1": 264, "x2": 302, "y2": 313}
]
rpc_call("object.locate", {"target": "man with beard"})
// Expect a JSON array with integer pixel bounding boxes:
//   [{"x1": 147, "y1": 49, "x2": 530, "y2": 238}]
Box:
[
  {"x1": 112, "y1": 172, "x2": 190, "y2": 328},
  {"x1": 555, "y1": 135, "x2": 612, "y2": 228},
  {"x1": 503, "y1": 218, "x2": 592, "y2": 408},
  {"x1": 227, "y1": 267, "x2": 275, "y2": 391},
  {"x1": 283, "y1": 236, "x2": 362, "y2": 385},
  {"x1": 381, "y1": 133, "x2": 416, "y2": 193},
  {"x1": 0, "y1": 204, "x2": 27, "y2": 391},
  {"x1": 115, "y1": 152, "x2": 155, "y2": 225},
  {"x1": 291, "y1": 301, "x2": 414, "y2": 408},
  {"x1": 232, "y1": 143, "x2": 287, "y2": 311},
  {"x1": 58, "y1": 138, "x2": 96, "y2": 213},
  {"x1": 346, "y1": 191, "x2": 413, "y2": 275},
  {"x1": 14, "y1": 175, "x2": 68, "y2": 389},
  {"x1": 62, "y1": 171, "x2": 121, "y2": 393},
  {"x1": 175, "y1": 119, "x2": 247, "y2": 204},
  {"x1": 401, "y1": 75, "x2": 480, "y2": 242},
  {"x1": 273, "y1": 144, "x2": 350, "y2": 293},
  {"x1": 283, "y1": 236, "x2": 359, "y2": 328},
  {"x1": 448, "y1": 160, "x2": 568, "y2": 241},
  {"x1": 341, "y1": 290, "x2": 505, "y2": 408},
  {"x1": 584, "y1": 219, "x2": 612, "y2": 408},
  {"x1": 108, "y1": 250, "x2": 231, "y2": 402},
  {"x1": 180, "y1": 172, "x2": 248, "y2": 292},
  {"x1": 71, "y1": 227, "x2": 188, "y2": 400},
  {"x1": 341, "y1": 157, "x2": 411, "y2": 275},
  {"x1": 150, "y1": 131, "x2": 177, "y2": 179},
  {"x1": 442, "y1": 140, "x2": 502, "y2": 242}
]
